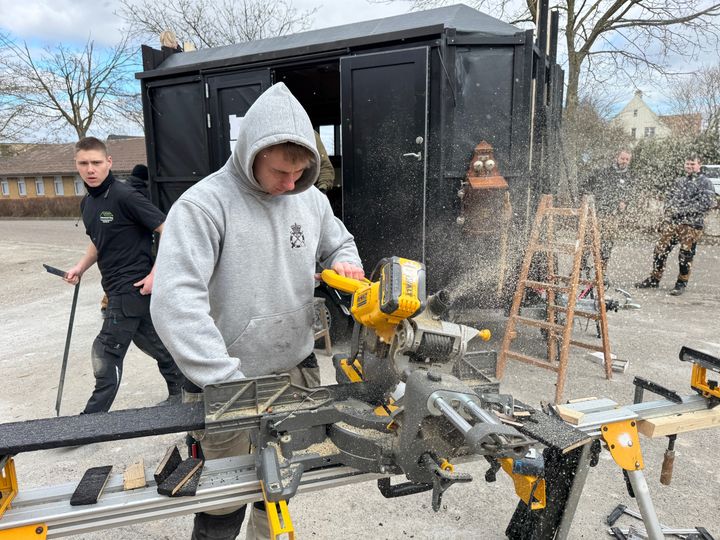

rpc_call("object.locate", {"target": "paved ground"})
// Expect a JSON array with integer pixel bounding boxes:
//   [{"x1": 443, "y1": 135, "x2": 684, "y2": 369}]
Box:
[{"x1": 1, "y1": 219, "x2": 718, "y2": 539}]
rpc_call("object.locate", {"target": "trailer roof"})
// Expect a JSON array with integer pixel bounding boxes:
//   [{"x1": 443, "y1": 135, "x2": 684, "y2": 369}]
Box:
[{"x1": 141, "y1": 4, "x2": 520, "y2": 77}]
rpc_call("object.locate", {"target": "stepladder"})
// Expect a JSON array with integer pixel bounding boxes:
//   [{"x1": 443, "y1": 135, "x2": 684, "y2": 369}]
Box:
[{"x1": 496, "y1": 194, "x2": 613, "y2": 403}]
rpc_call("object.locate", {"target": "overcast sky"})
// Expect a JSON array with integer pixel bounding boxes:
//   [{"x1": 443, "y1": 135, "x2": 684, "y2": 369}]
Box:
[
  {"x1": 0, "y1": 0, "x2": 704, "y2": 117},
  {"x1": 0, "y1": 0, "x2": 412, "y2": 46}
]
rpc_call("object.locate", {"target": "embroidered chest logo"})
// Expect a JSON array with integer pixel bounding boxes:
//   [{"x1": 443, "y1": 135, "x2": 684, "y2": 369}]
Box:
[
  {"x1": 99, "y1": 211, "x2": 114, "y2": 224},
  {"x1": 290, "y1": 223, "x2": 305, "y2": 248}
]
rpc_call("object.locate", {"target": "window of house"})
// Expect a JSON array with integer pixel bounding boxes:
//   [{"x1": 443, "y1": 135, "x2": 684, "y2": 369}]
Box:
[
  {"x1": 1, "y1": 180, "x2": 9, "y2": 196},
  {"x1": 631, "y1": 128, "x2": 636, "y2": 139},
  {"x1": 74, "y1": 176, "x2": 85, "y2": 195},
  {"x1": 644, "y1": 127, "x2": 656, "y2": 138},
  {"x1": 17, "y1": 178, "x2": 26, "y2": 196},
  {"x1": 633, "y1": 109, "x2": 638, "y2": 117},
  {"x1": 54, "y1": 176, "x2": 64, "y2": 196},
  {"x1": 35, "y1": 177, "x2": 45, "y2": 196}
]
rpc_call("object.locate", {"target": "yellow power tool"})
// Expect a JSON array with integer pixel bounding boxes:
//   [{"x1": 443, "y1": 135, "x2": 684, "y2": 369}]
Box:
[{"x1": 321, "y1": 256, "x2": 426, "y2": 343}]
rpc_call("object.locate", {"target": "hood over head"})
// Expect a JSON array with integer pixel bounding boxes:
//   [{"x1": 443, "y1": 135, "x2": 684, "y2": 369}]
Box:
[{"x1": 229, "y1": 82, "x2": 320, "y2": 196}]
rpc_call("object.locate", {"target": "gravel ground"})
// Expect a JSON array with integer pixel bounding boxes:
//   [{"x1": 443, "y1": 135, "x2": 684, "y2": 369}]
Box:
[{"x1": 1, "y1": 219, "x2": 718, "y2": 539}]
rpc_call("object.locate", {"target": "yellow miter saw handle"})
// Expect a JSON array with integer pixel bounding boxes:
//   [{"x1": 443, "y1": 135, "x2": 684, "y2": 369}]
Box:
[
  {"x1": 321, "y1": 258, "x2": 427, "y2": 343},
  {"x1": 320, "y1": 269, "x2": 371, "y2": 294}
]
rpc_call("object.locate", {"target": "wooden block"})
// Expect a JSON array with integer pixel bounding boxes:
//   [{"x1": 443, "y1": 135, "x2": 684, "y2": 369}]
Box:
[
  {"x1": 154, "y1": 446, "x2": 182, "y2": 485},
  {"x1": 637, "y1": 407, "x2": 720, "y2": 438},
  {"x1": 123, "y1": 459, "x2": 146, "y2": 490},
  {"x1": 157, "y1": 458, "x2": 204, "y2": 496},
  {"x1": 587, "y1": 351, "x2": 628, "y2": 373},
  {"x1": 555, "y1": 404, "x2": 585, "y2": 425},
  {"x1": 171, "y1": 467, "x2": 202, "y2": 497},
  {"x1": 70, "y1": 465, "x2": 113, "y2": 506}
]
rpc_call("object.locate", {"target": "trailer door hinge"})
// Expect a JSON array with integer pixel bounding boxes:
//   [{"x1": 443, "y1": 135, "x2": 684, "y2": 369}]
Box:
[
  {"x1": 207, "y1": 114, "x2": 211, "y2": 129},
  {"x1": 205, "y1": 83, "x2": 209, "y2": 99}
]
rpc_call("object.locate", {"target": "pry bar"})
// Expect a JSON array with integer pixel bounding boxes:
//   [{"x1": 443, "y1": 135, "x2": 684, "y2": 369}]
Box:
[{"x1": 44, "y1": 264, "x2": 67, "y2": 278}]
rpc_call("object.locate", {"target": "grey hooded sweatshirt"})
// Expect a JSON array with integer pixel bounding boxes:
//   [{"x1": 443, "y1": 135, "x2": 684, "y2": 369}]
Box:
[{"x1": 151, "y1": 83, "x2": 361, "y2": 387}]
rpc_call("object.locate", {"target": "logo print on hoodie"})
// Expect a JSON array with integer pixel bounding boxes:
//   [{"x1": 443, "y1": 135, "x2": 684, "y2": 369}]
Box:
[{"x1": 290, "y1": 223, "x2": 305, "y2": 248}]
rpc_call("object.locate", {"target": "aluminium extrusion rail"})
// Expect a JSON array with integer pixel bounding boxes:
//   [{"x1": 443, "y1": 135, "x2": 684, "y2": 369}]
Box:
[{"x1": 0, "y1": 454, "x2": 382, "y2": 538}]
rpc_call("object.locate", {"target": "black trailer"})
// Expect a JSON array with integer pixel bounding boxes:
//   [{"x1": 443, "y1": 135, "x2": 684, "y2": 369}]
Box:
[{"x1": 137, "y1": 3, "x2": 563, "y2": 312}]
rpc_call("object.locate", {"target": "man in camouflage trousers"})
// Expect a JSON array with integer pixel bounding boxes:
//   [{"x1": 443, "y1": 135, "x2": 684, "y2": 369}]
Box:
[{"x1": 636, "y1": 154, "x2": 716, "y2": 296}]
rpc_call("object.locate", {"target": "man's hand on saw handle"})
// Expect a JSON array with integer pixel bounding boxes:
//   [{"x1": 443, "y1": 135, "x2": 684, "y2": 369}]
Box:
[{"x1": 328, "y1": 261, "x2": 365, "y2": 280}]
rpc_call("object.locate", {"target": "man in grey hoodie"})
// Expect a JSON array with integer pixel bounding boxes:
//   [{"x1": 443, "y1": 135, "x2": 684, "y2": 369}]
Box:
[{"x1": 151, "y1": 82, "x2": 363, "y2": 539}]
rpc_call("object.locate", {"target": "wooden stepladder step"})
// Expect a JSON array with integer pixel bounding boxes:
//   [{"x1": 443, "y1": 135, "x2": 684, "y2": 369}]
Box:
[{"x1": 496, "y1": 194, "x2": 613, "y2": 403}]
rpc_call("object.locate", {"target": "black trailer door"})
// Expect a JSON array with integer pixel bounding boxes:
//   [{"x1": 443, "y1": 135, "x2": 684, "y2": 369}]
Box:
[
  {"x1": 206, "y1": 70, "x2": 271, "y2": 170},
  {"x1": 341, "y1": 48, "x2": 428, "y2": 271}
]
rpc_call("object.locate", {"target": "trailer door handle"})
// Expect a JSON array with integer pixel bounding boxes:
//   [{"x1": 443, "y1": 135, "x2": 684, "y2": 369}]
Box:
[{"x1": 402, "y1": 152, "x2": 422, "y2": 161}]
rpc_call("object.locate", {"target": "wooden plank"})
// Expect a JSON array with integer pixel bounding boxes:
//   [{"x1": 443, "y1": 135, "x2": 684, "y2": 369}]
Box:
[
  {"x1": 154, "y1": 446, "x2": 182, "y2": 485},
  {"x1": 172, "y1": 468, "x2": 202, "y2": 497},
  {"x1": 123, "y1": 459, "x2": 147, "y2": 491},
  {"x1": 555, "y1": 405, "x2": 585, "y2": 425},
  {"x1": 0, "y1": 402, "x2": 205, "y2": 455},
  {"x1": 637, "y1": 407, "x2": 720, "y2": 438},
  {"x1": 70, "y1": 466, "x2": 113, "y2": 506},
  {"x1": 157, "y1": 458, "x2": 204, "y2": 496}
]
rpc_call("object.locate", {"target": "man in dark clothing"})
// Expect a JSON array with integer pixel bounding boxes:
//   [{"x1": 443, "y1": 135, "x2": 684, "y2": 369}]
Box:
[
  {"x1": 636, "y1": 155, "x2": 716, "y2": 296},
  {"x1": 126, "y1": 163, "x2": 150, "y2": 199},
  {"x1": 64, "y1": 137, "x2": 185, "y2": 413},
  {"x1": 582, "y1": 149, "x2": 634, "y2": 275},
  {"x1": 100, "y1": 163, "x2": 152, "y2": 312}
]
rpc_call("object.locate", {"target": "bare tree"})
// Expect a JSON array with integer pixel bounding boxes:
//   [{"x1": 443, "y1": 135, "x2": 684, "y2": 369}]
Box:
[
  {"x1": 0, "y1": 34, "x2": 140, "y2": 141},
  {"x1": 669, "y1": 64, "x2": 720, "y2": 137},
  {"x1": 117, "y1": 0, "x2": 317, "y2": 49},
  {"x1": 381, "y1": 0, "x2": 720, "y2": 118}
]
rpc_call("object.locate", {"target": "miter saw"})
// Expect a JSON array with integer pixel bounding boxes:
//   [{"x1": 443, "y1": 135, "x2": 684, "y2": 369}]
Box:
[{"x1": 0, "y1": 256, "x2": 551, "y2": 540}]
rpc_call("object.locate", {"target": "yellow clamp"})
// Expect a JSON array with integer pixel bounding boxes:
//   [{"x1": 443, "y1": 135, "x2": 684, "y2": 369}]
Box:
[
  {"x1": 600, "y1": 419, "x2": 644, "y2": 471},
  {"x1": 260, "y1": 482, "x2": 295, "y2": 540},
  {"x1": 499, "y1": 458, "x2": 546, "y2": 511},
  {"x1": 0, "y1": 456, "x2": 18, "y2": 519}
]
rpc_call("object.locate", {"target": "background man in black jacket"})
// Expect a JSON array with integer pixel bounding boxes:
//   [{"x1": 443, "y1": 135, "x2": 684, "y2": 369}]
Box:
[
  {"x1": 581, "y1": 149, "x2": 634, "y2": 277},
  {"x1": 636, "y1": 154, "x2": 716, "y2": 296}
]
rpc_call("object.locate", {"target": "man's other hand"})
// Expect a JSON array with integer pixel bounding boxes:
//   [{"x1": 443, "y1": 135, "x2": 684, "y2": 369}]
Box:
[
  {"x1": 134, "y1": 272, "x2": 155, "y2": 295},
  {"x1": 331, "y1": 261, "x2": 364, "y2": 280}
]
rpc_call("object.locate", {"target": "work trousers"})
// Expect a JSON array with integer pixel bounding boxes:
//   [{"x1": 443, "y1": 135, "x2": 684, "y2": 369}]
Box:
[
  {"x1": 83, "y1": 291, "x2": 185, "y2": 414},
  {"x1": 186, "y1": 354, "x2": 320, "y2": 540},
  {"x1": 650, "y1": 221, "x2": 703, "y2": 285}
]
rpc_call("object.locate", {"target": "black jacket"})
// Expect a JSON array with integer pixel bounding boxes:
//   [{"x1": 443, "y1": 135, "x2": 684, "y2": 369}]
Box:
[
  {"x1": 664, "y1": 173, "x2": 715, "y2": 229},
  {"x1": 582, "y1": 165, "x2": 634, "y2": 218}
]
